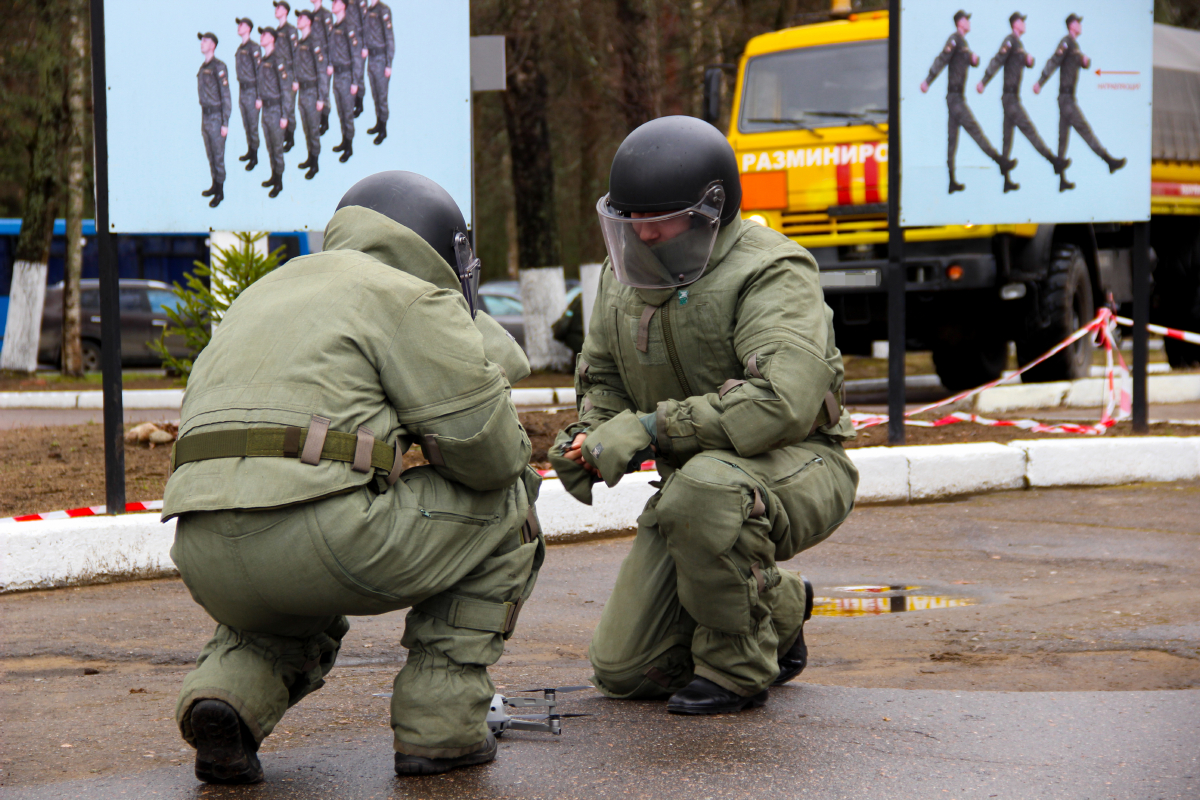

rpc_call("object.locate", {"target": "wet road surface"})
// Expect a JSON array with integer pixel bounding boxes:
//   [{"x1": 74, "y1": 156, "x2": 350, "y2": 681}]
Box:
[{"x1": 3, "y1": 481, "x2": 1199, "y2": 798}]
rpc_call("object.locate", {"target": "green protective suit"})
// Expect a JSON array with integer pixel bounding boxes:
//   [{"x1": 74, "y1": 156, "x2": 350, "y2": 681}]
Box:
[
  {"x1": 550, "y1": 217, "x2": 858, "y2": 699},
  {"x1": 164, "y1": 205, "x2": 544, "y2": 759}
]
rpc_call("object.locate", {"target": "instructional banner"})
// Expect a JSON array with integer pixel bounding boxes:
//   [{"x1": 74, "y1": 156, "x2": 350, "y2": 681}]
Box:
[
  {"x1": 103, "y1": 0, "x2": 471, "y2": 232},
  {"x1": 899, "y1": 1, "x2": 1152, "y2": 226}
]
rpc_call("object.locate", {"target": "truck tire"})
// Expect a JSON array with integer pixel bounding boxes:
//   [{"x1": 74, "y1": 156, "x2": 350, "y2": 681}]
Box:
[
  {"x1": 1157, "y1": 225, "x2": 1200, "y2": 368},
  {"x1": 1017, "y1": 244, "x2": 1094, "y2": 383},
  {"x1": 933, "y1": 336, "x2": 1007, "y2": 393}
]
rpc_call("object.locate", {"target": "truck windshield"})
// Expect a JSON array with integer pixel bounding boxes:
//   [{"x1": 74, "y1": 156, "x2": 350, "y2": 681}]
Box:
[{"x1": 739, "y1": 40, "x2": 887, "y2": 134}]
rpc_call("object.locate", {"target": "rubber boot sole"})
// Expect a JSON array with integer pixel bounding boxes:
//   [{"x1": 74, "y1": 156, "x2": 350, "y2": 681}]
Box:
[
  {"x1": 395, "y1": 734, "x2": 497, "y2": 776},
  {"x1": 191, "y1": 700, "x2": 263, "y2": 785}
]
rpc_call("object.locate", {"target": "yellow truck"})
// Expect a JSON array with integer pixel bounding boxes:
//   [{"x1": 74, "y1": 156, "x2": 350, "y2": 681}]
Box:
[{"x1": 704, "y1": 11, "x2": 1200, "y2": 390}]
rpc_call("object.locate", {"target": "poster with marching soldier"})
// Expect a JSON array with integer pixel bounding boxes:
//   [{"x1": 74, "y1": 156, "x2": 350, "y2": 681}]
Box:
[
  {"x1": 105, "y1": 0, "x2": 469, "y2": 233},
  {"x1": 901, "y1": 1, "x2": 1151, "y2": 226}
]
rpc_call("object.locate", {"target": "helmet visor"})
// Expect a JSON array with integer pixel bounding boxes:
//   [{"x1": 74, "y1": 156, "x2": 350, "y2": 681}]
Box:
[
  {"x1": 453, "y1": 231, "x2": 481, "y2": 318},
  {"x1": 596, "y1": 183, "x2": 725, "y2": 289}
]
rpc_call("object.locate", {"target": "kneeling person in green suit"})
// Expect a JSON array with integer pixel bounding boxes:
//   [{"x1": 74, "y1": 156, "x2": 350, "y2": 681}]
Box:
[
  {"x1": 164, "y1": 171, "x2": 544, "y2": 782},
  {"x1": 551, "y1": 117, "x2": 859, "y2": 715}
]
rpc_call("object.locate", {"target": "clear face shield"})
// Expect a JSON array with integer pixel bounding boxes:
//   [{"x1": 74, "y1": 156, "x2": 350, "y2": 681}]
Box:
[
  {"x1": 596, "y1": 183, "x2": 726, "y2": 289},
  {"x1": 453, "y1": 231, "x2": 482, "y2": 318}
]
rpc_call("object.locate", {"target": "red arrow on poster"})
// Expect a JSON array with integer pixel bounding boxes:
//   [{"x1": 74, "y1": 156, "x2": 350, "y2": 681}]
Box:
[{"x1": 1095, "y1": 69, "x2": 1140, "y2": 75}]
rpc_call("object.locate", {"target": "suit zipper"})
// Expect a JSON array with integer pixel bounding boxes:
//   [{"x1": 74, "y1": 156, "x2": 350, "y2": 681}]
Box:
[
  {"x1": 659, "y1": 299, "x2": 692, "y2": 397},
  {"x1": 419, "y1": 508, "x2": 491, "y2": 526}
]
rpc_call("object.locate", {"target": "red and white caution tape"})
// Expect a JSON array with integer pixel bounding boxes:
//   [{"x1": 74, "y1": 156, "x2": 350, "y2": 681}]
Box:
[
  {"x1": 854, "y1": 307, "x2": 1131, "y2": 435},
  {"x1": 1115, "y1": 316, "x2": 1200, "y2": 346},
  {"x1": 2, "y1": 500, "x2": 162, "y2": 524}
]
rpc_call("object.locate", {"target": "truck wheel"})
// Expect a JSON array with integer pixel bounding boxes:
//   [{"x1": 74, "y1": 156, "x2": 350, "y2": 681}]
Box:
[
  {"x1": 1017, "y1": 244, "x2": 1094, "y2": 383},
  {"x1": 1158, "y1": 227, "x2": 1200, "y2": 368},
  {"x1": 81, "y1": 340, "x2": 101, "y2": 372},
  {"x1": 933, "y1": 336, "x2": 1007, "y2": 393}
]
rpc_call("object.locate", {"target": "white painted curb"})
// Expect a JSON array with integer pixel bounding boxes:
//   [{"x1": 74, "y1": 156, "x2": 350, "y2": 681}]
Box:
[
  {"x1": 4, "y1": 437, "x2": 1199, "y2": 593},
  {"x1": 1013, "y1": 437, "x2": 1200, "y2": 487},
  {"x1": 0, "y1": 387, "x2": 574, "y2": 409},
  {"x1": 973, "y1": 374, "x2": 1200, "y2": 413}
]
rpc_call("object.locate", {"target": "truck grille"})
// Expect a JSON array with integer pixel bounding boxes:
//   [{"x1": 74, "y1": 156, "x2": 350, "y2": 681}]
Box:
[{"x1": 781, "y1": 209, "x2": 888, "y2": 238}]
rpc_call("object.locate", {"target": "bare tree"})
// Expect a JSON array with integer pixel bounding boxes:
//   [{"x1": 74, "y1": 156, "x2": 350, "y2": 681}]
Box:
[
  {"x1": 614, "y1": 0, "x2": 663, "y2": 131},
  {"x1": 61, "y1": 0, "x2": 88, "y2": 376},
  {"x1": 498, "y1": 0, "x2": 561, "y2": 269},
  {"x1": 0, "y1": 0, "x2": 68, "y2": 374}
]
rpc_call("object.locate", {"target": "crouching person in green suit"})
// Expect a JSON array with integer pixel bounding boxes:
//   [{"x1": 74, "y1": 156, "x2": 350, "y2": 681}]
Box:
[
  {"x1": 551, "y1": 117, "x2": 858, "y2": 715},
  {"x1": 163, "y1": 171, "x2": 544, "y2": 783}
]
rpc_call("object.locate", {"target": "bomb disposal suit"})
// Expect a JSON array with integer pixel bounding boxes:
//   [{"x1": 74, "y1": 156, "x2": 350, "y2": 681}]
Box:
[
  {"x1": 551, "y1": 117, "x2": 858, "y2": 714},
  {"x1": 163, "y1": 172, "x2": 543, "y2": 782}
]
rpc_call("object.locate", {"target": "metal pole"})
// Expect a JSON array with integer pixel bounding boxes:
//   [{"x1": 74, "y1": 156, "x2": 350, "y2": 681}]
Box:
[
  {"x1": 886, "y1": 0, "x2": 905, "y2": 445},
  {"x1": 1131, "y1": 220, "x2": 1150, "y2": 433},
  {"x1": 90, "y1": 0, "x2": 125, "y2": 514}
]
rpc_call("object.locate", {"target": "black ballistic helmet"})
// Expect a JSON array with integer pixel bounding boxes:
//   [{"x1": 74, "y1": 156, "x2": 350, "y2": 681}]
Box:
[
  {"x1": 337, "y1": 171, "x2": 481, "y2": 316},
  {"x1": 607, "y1": 115, "x2": 742, "y2": 227}
]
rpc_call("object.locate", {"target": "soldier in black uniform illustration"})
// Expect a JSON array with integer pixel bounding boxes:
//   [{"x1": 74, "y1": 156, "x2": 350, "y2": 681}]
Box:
[
  {"x1": 309, "y1": 0, "x2": 336, "y2": 135},
  {"x1": 272, "y1": 1, "x2": 301, "y2": 153},
  {"x1": 256, "y1": 27, "x2": 290, "y2": 197},
  {"x1": 294, "y1": 10, "x2": 328, "y2": 179},
  {"x1": 1033, "y1": 14, "x2": 1126, "y2": 192},
  {"x1": 234, "y1": 18, "x2": 261, "y2": 172},
  {"x1": 342, "y1": 0, "x2": 369, "y2": 118},
  {"x1": 329, "y1": 0, "x2": 362, "y2": 163},
  {"x1": 363, "y1": 0, "x2": 393, "y2": 145},
  {"x1": 920, "y1": 10, "x2": 1016, "y2": 194},
  {"x1": 197, "y1": 32, "x2": 231, "y2": 208},
  {"x1": 977, "y1": 12, "x2": 1070, "y2": 192}
]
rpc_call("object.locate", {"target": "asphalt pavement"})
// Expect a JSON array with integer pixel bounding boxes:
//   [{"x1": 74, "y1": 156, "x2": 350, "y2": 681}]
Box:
[
  {"x1": 7, "y1": 686, "x2": 1196, "y2": 800},
  {"x1": 3, "y1": 481, "x2": 1199, "y2": 799}
]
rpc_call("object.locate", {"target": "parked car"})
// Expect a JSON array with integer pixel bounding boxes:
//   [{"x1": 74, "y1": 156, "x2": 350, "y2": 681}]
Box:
[
  {"x1": 37, "y1": 279, "x2": 191, "y2": 370},
  {"x1": 479, "y1": 280, "x2": 581, "y2": 348}
]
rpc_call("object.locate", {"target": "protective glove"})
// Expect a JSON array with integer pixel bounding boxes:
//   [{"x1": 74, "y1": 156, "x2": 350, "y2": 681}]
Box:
[
  {"x1": 548, "y1": 425, "x2": 598, "y2": 505},
  {"x1": 579, "y1": 410, "x2": 652, "y2": 488}
]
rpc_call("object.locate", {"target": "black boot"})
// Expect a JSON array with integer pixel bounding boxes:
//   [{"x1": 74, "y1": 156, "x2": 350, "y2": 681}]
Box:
[
  {"x1": 667, "y1": 677, "x2": 768, "y2": 715},
  {"x1": 238, "y1": 149, "x2": 253, "y2": 162},
  {"x1": 949, "y1": 178, "x2": 966, "y2": 193},
  {"x1": 332, "y1": 138, "x2": 346, "y2": 153},
  {"x1": 269, "y1": 172, "x2": 283, "y2": 198},
  {"x1": 1054, "y1": 156, "x2": 1071, "y2": 174},
  {"x1": 373, "y1": 122, "x2": 386, "y2": 146},
  {"x1": 319, "y1": 111, "x2": 329, "y2": 136},
  {"x1": 1003, "y1": 174, "x2": 1020, "y2": 193},
  {"x1": 339, "y1": 140, "x2": 353, "y2": 163},
  {"x1": 998, "y1": 155, "x2": 1018, "y2": 174},
  {"x1": 366, "y1": 122, "x2": 379, "y2": 135},
  {"x1": 190, "y1": 699, "x2": 263, "y2": 785},
  {"x1": 394, "y1": 733, "x2": 497, "y2": 776},
  {"x1": 201, "y1": 181, "x2": 216, "y2": 197},
  {"x1": 354, "y1": 93, "x2": 363, "y2": 118},
  {"x1": 1060, "y1": 173, "x2": 1075, "y2": 192},
  {"x1": 244, "y1": 152, "x2": 258, "y2": 171},
  {"x1": 208, "y1": 183, "x2": 224, "y2": 208},
  {"x1": 773, "y1": 579, "x2": 814, "y2": 686},
  {"x1": 297, "y1": 156, "x2": 312, "y2": 170},
  {"x1": 304, "y1": 155, "x2": 319, "y2": 180},
  {"x1": 283, "y1": 130, "x2": 294, "y2": 153},
  {"x1": 261, "y1": 172, "x2": 276, "y2": 187},
  {"x1": 1107, "y1": 156, "x2": 1127, "y2": 174}
]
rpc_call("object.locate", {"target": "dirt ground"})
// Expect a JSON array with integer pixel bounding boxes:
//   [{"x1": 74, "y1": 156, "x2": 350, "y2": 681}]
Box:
[
  {"x1": 4, "y1": 408, "x2": 1200, "y2": 517},
  {"x1": 1, "y1": 480, "x2": 1197, "y2": 788}
]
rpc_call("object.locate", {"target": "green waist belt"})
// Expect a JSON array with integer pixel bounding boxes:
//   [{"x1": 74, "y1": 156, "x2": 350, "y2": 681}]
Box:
[{"x1": 171, "y1": 415, "x2": 405, "y2": 486}]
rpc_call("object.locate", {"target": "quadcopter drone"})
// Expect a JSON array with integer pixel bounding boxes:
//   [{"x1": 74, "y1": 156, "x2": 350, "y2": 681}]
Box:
[{"x1": 374, "y1": 684, "x2": 592, "y2": 737}]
